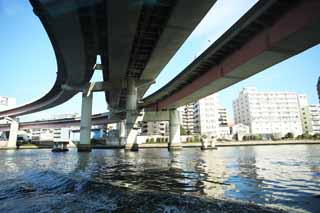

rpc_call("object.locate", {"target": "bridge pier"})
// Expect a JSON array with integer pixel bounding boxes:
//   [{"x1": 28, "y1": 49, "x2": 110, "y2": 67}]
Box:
[
  {"x1": 118, "y1": 120, "x2": 126, "y2": 145},
  {"x1": 125, "y1": 78, "x2": 140, "y2": 151},
  {"x1": 78, "y1": 92, "x2": 93, "y2": 152},
  {"x1": 7, "y1": 117, "x2": 19, "y2": 149},
  {"x1": 168, "y1": 109, "x2": 182, "y2": 151}
]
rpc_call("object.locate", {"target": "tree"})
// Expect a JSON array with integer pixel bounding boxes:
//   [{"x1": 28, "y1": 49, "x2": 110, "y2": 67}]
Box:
[
  {"x1": 312, "y1": 133, "x2": 320, "y2": 140},
  {"x1": 180, "y1": 126, "x2": 187, "y2": 135},
  {"x1": 284, "y1": 132, "x2": 294, "y2": 139}
]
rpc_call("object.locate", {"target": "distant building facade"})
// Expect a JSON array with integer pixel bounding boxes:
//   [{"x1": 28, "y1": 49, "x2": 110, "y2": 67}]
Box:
[
  {"x1": 233, "y1": 87, "x2": 306, "y2": 137},
  {"x1": 30, "y1": 128, "x2": 54, "y2": 141},
  {"x1": 141, "y1": 121, "x2": 169, "y2": 136},
  {"x1": 0, "y1": 96, "x2": 16, "y2": 111},
  {"x1": 301, "y1": 104, "x2": 320, "y2": 135},
  {"x1": 179, "y1": 104, "x2": 195, "y2": 134},
  {"x1": 53, "y1": 128, "x2": 71, "y2": 142},
  {"x1": 317, "y1": 76, "x2": 320, "y2": 103},
  {"x1": 231, "y1": 123, "x2": 250, "y2": 141},
  {"x1": 193, "y1": 94, "x2": 229, "y2": 138},
  {"x1": 0, "y1": 96, "x2": 16, "y2": 124}
]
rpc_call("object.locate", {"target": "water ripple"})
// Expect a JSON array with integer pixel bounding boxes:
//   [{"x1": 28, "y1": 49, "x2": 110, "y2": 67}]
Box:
[{"x1": 0, "y1": 145, "x2": 319, "y2": 212}]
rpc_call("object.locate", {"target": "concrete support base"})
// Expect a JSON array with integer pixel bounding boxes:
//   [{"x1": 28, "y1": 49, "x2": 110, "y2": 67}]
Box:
[
  {"x1": 4, "y1": 147, "x2": 17, "y2": 150},
  {"x1": 77, "y1": 144, "x2": 92, "y2": 152},
  {"x1": 125, "y1": 143, "x2": 139, "y2": 151},
  {"x1": 52, "y1": 142, "x2": 69, "y2": 152},
  {"x1": 168, "y1": 143, "x2": 182, "y2": 151},
  {"x1": 201, "y1": 140, "x2": 217, "y2": 150}
]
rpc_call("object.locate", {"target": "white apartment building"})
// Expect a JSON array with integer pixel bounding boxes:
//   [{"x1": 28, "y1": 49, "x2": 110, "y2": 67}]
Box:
[
  {"x1": 193, "y1": 93, "x2": 229, "y2": 138},
  {"x1": 53, "y1": 128, "x2": 71, "y2": 142},
  {"x1": 0, "y1": 96, "x2": 16, "y2": 111},
  {"x1": 30, "y1": 128, "x2": 54, "y2": 141},
  {"x1": 301, "y1": 104, "x2": 320, "y2": 135},
  {"x1": 179, "y1": 104, "x2": 195, "y2": 134},
  {"x1": 0, "y1": 96, "x2": 16, "y2": 124},
  {"x1": 233, "y1": 87, "x2": 305, "y2": 137},
  {"x1": 141, "y1": 121, "x2": 169, "y2": 136}
]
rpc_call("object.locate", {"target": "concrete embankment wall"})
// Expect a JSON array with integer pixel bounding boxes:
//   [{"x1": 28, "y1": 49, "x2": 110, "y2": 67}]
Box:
[
  {"x1": 216, "y1": 140, "x2": 320, "y2": 147},
  {"x1": 1, "y1": 140, "x2": 319, "y2": 150},
  {"x1": 0, "y1": 141, "x2": 8, "y2": 148},
  {"x1": 139, "y1": 140, "x2": 320, "y2": 149}
]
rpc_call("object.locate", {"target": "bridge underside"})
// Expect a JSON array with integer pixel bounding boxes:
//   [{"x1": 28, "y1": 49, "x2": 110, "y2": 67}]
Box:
[{"x1": 142, "y1": 0, "x2": 320, "y2": 110}]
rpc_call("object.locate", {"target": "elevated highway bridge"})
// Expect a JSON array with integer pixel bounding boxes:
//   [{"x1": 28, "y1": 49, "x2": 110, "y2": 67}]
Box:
[
  {"x1": 1, "y1": 0, "x2": 319, "y2": 151},
  {"x1": 0, "y1": 114, "x2": 110, "y2": 132}
]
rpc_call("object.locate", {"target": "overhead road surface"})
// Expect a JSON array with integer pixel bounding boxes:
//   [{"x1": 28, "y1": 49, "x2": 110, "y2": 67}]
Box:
[
  {"x1": 102, "y1": 0, "x2": 217, "y2": 112},
  {"x1": 141, "y1": 0, "x2": 320, "y2": 110},
  {"x1": 0, "y1": 0, "x2": 216, "y2": 118}
]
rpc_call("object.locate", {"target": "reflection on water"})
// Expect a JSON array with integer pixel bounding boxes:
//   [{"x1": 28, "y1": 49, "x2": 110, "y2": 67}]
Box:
[{"x1": 0, "y1": 145, "x2": 319, "y2": 212}]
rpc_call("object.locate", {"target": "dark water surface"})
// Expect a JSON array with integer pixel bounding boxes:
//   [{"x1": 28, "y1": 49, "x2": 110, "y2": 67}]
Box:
[{"x1": 0, "y1": 145, "x2": 319, "y2": 212}]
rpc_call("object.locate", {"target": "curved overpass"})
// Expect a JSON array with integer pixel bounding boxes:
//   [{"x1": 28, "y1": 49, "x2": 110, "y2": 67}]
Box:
[
  {"x1": 0, "y1": 0, "x2": 216, "y2": 119},
  {"x1": 0, "y1": 0, "x2": 98, "y2": 118},
  {"x1": 141, "y1": 0, "x2": 320, "y2": 110}
]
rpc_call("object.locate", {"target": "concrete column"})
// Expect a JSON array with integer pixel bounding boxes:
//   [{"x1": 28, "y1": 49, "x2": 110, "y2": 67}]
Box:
[
  {"x1": 7, "y1": 118, "x2": 19, "y2": 149},
  {"x1": 125, "y1": 78, "x2": 139, "y2": 151},
  {"x1": 78, "y1": 92, "x2": 93, "y2": 152},
  {"x1": 118, "y1": 120, "x2": 126, "y2": 145},
  {"x1": 168, "y1": 109, "x2": 182, "y2": 151}
]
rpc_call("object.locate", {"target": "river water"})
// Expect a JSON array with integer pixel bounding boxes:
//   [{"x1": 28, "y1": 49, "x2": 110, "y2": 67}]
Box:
[{"x1": 0, "y1": 144, "x2": 319, "y2": 212}]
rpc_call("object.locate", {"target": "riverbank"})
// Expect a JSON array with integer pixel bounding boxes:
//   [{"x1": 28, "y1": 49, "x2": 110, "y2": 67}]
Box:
[
  {"x1": 216, "y1": 140, "x2": 320, "y2": 147},
  {"x1": 139, "y1": 140, "x2": 320, "y2": 149}
]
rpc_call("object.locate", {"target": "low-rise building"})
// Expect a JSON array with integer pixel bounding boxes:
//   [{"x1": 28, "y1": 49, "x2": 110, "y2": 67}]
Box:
[
  {"x1": 70, "y1": 125, "x2": 106, "y2": 142},
  {"x1": 141, "y1": 121, "x2": 169, "y2": 136},
  {"x1": 231, "y1": 123, "x2": 250, "y2": 141},
  {"x1": 53, "y1": 128, "x2": 71, "y2": 142},
  {"x1": 30, "y1": 128, "x2": 54, "y2": 141}
]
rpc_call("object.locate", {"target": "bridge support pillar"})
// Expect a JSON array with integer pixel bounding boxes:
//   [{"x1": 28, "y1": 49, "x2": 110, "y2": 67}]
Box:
[
  {"x1": 7, "y1": 118, "x2": 19, "y2": 149},
  {"x1": 125, "y1": 78, "x2": 140, "y2": 151},
  {"x1": 118, "y1": 120, "x2": 126, "y2": 145},
  {"x1": 78, "y1": 92, "x2": 93, "y2": 152},
  {"x1": 168, "y1": 109, "x2": 182, "y2": 151}
]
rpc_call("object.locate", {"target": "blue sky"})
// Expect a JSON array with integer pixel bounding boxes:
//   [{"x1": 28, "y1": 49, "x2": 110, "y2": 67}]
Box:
[{"x1": 0, "y1": 0, "x2": 319, "y2": 122}]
